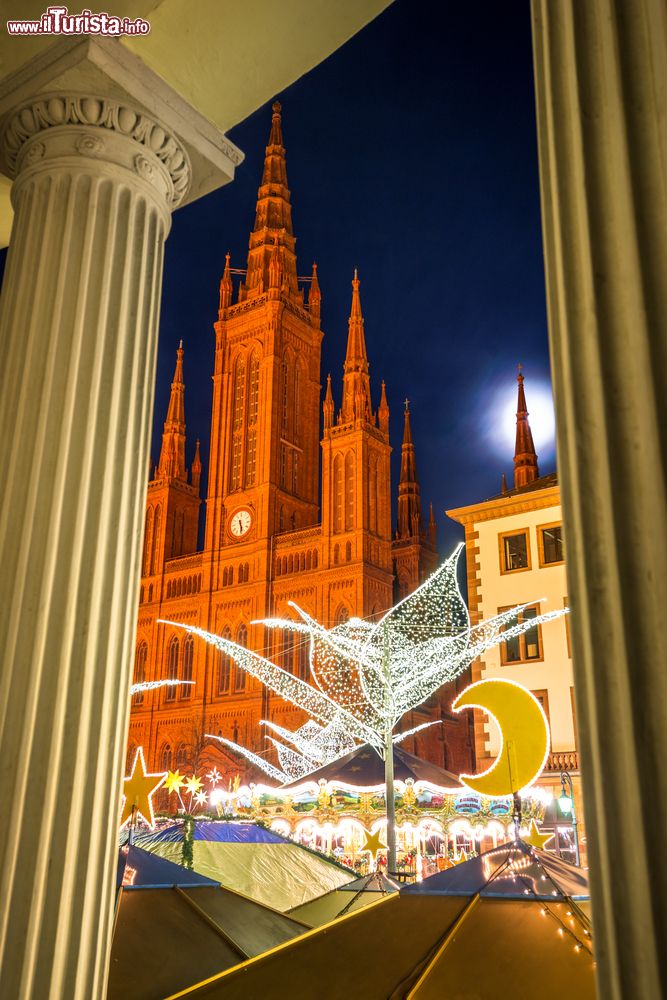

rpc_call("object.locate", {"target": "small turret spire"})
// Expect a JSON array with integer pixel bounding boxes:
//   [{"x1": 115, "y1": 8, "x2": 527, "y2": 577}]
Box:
[
  {"x1": 378, "y1": 379, "x2": 390, "y2": 435},
  {"x1": 428, "y1": 502, "x2": 437, "y2": 548},
  {"x1": 513, "y1": 367, "x2": 539, "y2": 488},
  {"x1": 397, "y1": 400, "x2": 422, "y2": 539},
  {"x1": 323, "y1": 373, "x2": 334, "y2": 431},
  {"x1": 219, "y1": 252, "x2": 233, "y2": 310},
  {"x1": 191, "y1": 439, "x2": 202, "y2": 491},
  {"x1": 340, "y1": 269, "x2": 372, "y2": 422},
  {"x1": 307, "y1": 262, "x2": 321, "y2": 326},
  {"x1": 158, "y1": 342, "x2": 187, "y2": 481}
]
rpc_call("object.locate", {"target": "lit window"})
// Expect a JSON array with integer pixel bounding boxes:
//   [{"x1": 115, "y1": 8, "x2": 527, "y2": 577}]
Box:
[
  {"x1": 181, "y1": 635, "x2": 193, "y2": 699},
  {"x1": 217, "y1": 627, "x2": 231, "y2": 694},
  {"x1": 500, "y1": 530, "x2": 530, "y2": 572},
  {"x1": 132, "y1": 642, "x2": 148, "y2": 706},
  {"x1": 165, "y1": 636, "x2": 179, "y2": 700},
  {"x1": 235, "y1": 625, "x2": 247, "y2": 691},
  {"x1": 499, "y1": 605, "x2": 542, "y2": 663},
  {"x1": 246, "y1": 429, "x2": 256, "y2": 486},
  {"x1": 539, "y1": 524, "x2": 564, "y2": 565}
]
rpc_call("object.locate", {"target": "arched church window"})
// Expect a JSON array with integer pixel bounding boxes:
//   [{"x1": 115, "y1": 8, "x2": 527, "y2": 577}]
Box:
[
  {"x1": 282, "y1": 629, "x2": 295, "y2": 673},
  {"x1": 296, "y1": 635, "x2": 309, "y2": 679},
  {"x1": 248, "y1": 354, "x2": 260, "y2": 424},
  {"x1": 132, "y1": 641, "x2": 148, "y2": 706},
  {"x1": 344, "y1": 453, "x2": 354, "y2": 531},
  {"x1": 181, "y1": 635, "x2": 194, "y2": 699},
  {"x1": 346, "y1": 541, "x2": 352, "y2": 562},
  {"x1": 217, "y1": 627, "x2": 232, "y2": 694},
  {"x1": 336, "y1": 606, "x2": 350, "y2": 625},
  {"x1": 281, "y1": 354, "x2": 289, "y2": 434},
  {"x1": 143, "y1": 507, "x2": 153, "y2": 576},
  {"x1": 160, "y1": 743, "x2": 172, "y2": 771},
  {"x1": 234, "y1": 625, "x2": 247, "y2": 691},
  {"x1": 151, "y1": 505, "x2": 162, "y2": 575},
  {"x1": 165, "y1": 635, "x2": 179, "y2": 701},
  {"x1": 333, "y1": 454, "x2": 344, "y2": 533},
  {"x1": 369, "y1": 454, "x2": 378, "y2": 534},
  {"x1": 245, "y1": 429, "x2": 257, "y2": 486},
  {"x1": 292, "y1": 450, "x2": 298, "y2": 495},
  {"x1": 175, "y1": 742, "x2": 188, "y2": 767},
  {"x1": 230, "y1": 355, "x2": 245, "y2": 490},
  {"x1": 126, "y1": 743, "x2": 137, "y2": 773},
  {"x1": 294, "y1": 363, "x2": 301, "y2": 443}
]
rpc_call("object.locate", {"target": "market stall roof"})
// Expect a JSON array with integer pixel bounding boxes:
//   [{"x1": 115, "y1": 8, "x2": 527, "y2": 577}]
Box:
[
  {"x1": 281, "y1": 743, "x2": 462, "y2": 789},
  {"x1": 403, "y1": 839, "x2": 590, "y2": 900},
  {"x1": 110, "y1": 846, "x2": 308, "y2": 1000},
  {"x1": 116, "y1": 844, "x2": 219, "y2": 890},
  {"x1": 163, "y1": 881, "x2": 596, "y2": 1000},
  {"x1": 286, "y1": 871, "x2": 400, "y2": 926},
  {"x1": 133, "y1": 821, "x2": 354, "y2": 911}
]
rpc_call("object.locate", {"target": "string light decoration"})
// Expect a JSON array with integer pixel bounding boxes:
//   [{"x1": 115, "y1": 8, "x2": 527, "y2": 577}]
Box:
[
  {"x1": 162, "y1": 543, "x2": 566, "y2": 871},
  {"x1": 130, "y1": 679, "x2": 194, "y2": 694}
]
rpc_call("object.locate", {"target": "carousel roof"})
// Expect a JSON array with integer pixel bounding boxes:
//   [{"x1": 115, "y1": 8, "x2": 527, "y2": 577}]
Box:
[{"x1": 281, "y1": 742, "x2": 462, "y2": 789}]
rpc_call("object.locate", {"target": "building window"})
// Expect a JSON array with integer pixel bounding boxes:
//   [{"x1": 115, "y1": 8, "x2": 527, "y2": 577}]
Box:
[
  {"x1": 333, "y1": 454, "x2": 344, "y2": 532},
  {"x1": 246, "y1": 428, "x2": 256, "y2": 486},
  {"x1": 165, "y1": 636, "x2": 179, "y2": 700},
  {"x1": 175, "y1": 742, "x2": 188, "y2": 767},
  {"x1": 181, "y1": 635, "x2": 194, "y2": 699},
  {"x1": 531, "y1": 689, "x2": 552, "y2": 747},
  {"x1": 235, "y1": 624, "x2": 247, "y2": 691},
  {"x1": 217, "y1": 627, "x2": 232, "y2": 694},
  {"x1": 499, "y1": 605, "x2": 543, "y2": 663},
  {"x1": 294, "y1": 364, "x2": 301, "y2": 443},
  {"x1": 248, "y1": 354, "x2": 260, "y2": 424},
  {"x1": 281, "y1": 356, "x2": 289, "y2": 433},
  {"x1": 280, "y1": 444, "x2": 288, "y2": 489},
  {"x1": 231, "y1": 434, "x2": 242, "y2": 491},
  {"x1": 160, "y1": 743, "x2": 172, "y2": 771},
  {"x1": 292, "y1": 450, "x2": 298, "y2": 495},
  {"x1": 132, "y1": 641, "x2": 148, "y2": 706},
  {"x1": 345, "y1": 452, "x2": 354, "y2": 530},
  {"x1": 143, "y1": 507, "x2": 153, "y2": 576},
  {"x1": 296, "y1": 636, "x2": 309, "y2": 679},
  {"x1": 538, "y1": 523, "x2": 564, "y2": 566},
  {"x1": 335, "y1": 606, "x2": 350, "y2": 626},
  {"x1": 281, "y1": 629, "x2": 295, "y2": 673},
  {"x1": 499, "y1": 529, "x2": 531, "y2": 573},
  {"x1": 151, "y1": 504, "x2": 162, "y2": 575}
]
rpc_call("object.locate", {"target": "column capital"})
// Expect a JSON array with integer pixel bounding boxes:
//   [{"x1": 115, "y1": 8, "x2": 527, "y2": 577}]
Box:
[
  {"x1": 0, "y1": 35, "x2": 243, "y2": 210},
  {"x1": 1, "y1": 94, "x2": 191, "y2": 209}
]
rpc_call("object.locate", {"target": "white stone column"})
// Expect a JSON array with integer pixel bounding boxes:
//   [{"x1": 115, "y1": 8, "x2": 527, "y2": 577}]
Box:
[
  {"x1": 531, "y1": 2, "x2": 667, "y2": 997},
  {"x1": 0, "y1": 41, "x2": 241, "y2": 998}
]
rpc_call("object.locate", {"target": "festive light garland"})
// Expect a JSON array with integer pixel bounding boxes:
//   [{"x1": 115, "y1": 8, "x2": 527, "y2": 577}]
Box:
[
  {"x1": 129, "y1": 679, "x2": 194, "y2": 693},
  {"x1": 162, "y1": 543, "x2": 566, "y2": 770}
]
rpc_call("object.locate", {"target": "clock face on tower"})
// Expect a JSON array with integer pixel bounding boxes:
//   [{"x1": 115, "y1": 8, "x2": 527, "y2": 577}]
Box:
[{"x1": 229, "y1": 508, "x2": 253, "y2": 539}]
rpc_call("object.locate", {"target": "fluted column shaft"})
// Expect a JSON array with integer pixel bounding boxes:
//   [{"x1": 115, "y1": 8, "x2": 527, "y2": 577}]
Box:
[
  {"x1": 531, "y1": 2, "x2": 667, "y2": 997},
  {"x1": 0, "y1": 96, "x2": 186, "y2": 998}
]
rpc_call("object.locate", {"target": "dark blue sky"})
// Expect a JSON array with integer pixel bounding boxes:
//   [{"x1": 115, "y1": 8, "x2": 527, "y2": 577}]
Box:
[{"x1": 1, "y1": 0, "x2": 555, "y2": 556}]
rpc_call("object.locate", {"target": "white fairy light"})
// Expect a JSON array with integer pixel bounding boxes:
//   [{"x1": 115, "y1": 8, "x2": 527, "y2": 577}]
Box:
[
  {"x1": 130, "y1": 679, "x2": 194, "y2": 693},
  {"x1": 162, "y1": 545, "x2": 567, "y2": 868}
]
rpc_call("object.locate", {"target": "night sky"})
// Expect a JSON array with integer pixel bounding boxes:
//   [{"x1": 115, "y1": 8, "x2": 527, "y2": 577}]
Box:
[{"x1": 0, "y1": 0, "x2": 556, "y2": 556}]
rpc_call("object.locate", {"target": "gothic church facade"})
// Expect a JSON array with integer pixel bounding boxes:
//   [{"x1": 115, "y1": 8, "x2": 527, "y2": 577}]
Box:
[{"x1": 128, "y1": 104, "x2": 472, "y2": 784}]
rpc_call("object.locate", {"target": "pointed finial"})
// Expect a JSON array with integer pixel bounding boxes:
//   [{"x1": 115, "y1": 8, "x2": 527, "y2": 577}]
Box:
[
  {"x1": 404, "y1": 397, "x2": 410, "y2": 411},
  {"x1": 272, "y1": 100, "x2": 281, "y2": 115},
  {"x1": 501, "y1": 472, "x2": 508, "y2": 494},
  {"x1": 179, "y1": 338, "x2": 183, "y2": 350}
]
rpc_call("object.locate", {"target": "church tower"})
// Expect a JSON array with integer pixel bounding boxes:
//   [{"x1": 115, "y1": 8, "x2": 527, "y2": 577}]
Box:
[
  {"x1": 205, "y1": 101, "x2": 322, "y2": 566},
  {"x1": 142, "y1": 342, "x2": 201, "y2": 581},
  {"x1": 391, "y1": 402, "x2": 438, "y2": 597},
  {"x1": 321, "y1": 271, "x2": 393, "y2": 619},
  {"x1": 513, "y1": 367, "x2": 539, "y2": 488}
]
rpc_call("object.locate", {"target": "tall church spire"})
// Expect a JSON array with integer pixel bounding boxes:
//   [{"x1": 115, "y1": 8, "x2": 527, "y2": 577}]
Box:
[
  {"x1": 157, "y1": 341, "x2": 187, "y2": 481},
  {"x1": 340, "y1": 269, "x2": 372, "y2": 423},
  {"x1": 242, "y1": 101, "x2": 298, "y2": 298},
  {"x1": 397, "y1": 400, "x2": 422, "y2": 539},
  {"x1": 513, "y1": 367, "x2": 539, "y2": 488}
]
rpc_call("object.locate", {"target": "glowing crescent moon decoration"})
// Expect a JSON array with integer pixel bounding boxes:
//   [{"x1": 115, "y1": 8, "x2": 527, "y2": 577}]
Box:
[{"x1": 452, "y1": 678, "x2": 550, "y2": 796}]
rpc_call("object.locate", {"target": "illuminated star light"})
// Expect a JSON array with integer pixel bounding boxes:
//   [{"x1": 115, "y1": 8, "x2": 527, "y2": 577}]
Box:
[
  {"x1": 523, "y1": 818, "x2": 554, "y2": 851},
  {"x1": 119, "y1": 747, "x2": 166, "y2": 830},
  {"x1": 206, "y1": 767, "x2": 222, "y2": 787},
  {"x1": 164, "y1": 769, "x2": 186, "y2": 794},
  {"x1": 184, "y1": 775, "x2": 203, "y2": 796},
  {"x1": 362, "y1": 828, "x2": 387, "y2": 857}
]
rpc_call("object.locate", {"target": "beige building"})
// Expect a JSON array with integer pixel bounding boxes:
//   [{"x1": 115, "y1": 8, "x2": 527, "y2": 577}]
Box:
[{"x1": 448, "y1": 373, "x2": 583, "y2": 863}]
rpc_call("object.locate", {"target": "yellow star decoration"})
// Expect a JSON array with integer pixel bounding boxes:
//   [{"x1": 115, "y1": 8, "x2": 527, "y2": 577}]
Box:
[
  {"x1": 119, "y1": 747, "x2": 166, "y2": 830},
  {"x1": 523, "y1": 818, "x2": 554, "y2": 851},
  {"x1": 453, "y1": 850, "x2": 468, "y2": 865},
  {"x1": 164, "y1": 769, "x2": 185, "y2": 794},
  {"x1": 185, "y1": 775, "x2": 203, "y2": 796},
  {"x1": 361, "y1": 828, "x2": 387, "y2": 857}
]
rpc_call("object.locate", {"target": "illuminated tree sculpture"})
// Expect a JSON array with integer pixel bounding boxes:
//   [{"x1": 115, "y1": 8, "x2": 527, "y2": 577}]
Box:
[{"x1": 162, "y1": 543, "x2": 566, "y2": 872}]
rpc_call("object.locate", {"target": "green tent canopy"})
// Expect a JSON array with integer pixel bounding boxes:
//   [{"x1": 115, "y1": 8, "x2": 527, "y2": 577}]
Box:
[{"x1": 133, "y1": 821, "x2": 354, "y2": 911}]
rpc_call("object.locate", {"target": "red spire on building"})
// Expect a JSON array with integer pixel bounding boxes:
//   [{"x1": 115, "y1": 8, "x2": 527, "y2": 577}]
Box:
[
  {"x1": 191, "y1": 439, "x2": 202, "y2": 491},
  {"x1": 307, "y1": 262, "x2": 321, "y2": 326},
  {"x1": 157, "y1": 341, "x2": 187, "y2": 481},
  {"x1": 340, "y1": 269, "x2": 372, "y2": 423},
  {"x1": 323, "y1": 373, "x2": 334, "y2": 431},
  {"x1": 378, "y1": 379, "x2": 390, "y2": 435},
  {"x1": 242, "y1": 101, "x2": 298, "y2": 298},
  {"x1": 513, "y1": 367, "x2": 539, "y2": 488},
  {"x1": 397, "y1": 399, "x2": 422, "y2": 539},
  {"x1": 428, "y1": 502, "x2": 437, "y2": 547},
  {"x1": 219, "y1": 252, "x2": 233, "y2": 311}
]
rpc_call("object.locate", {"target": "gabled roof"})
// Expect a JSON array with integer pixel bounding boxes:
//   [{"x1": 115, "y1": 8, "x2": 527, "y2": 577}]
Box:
[
  {"x1": 403, "y1": 838, "x2": 589, "y2": 900},
  {"x1": 282, "y1": 742, "x2": 461, "y2": 789}
]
